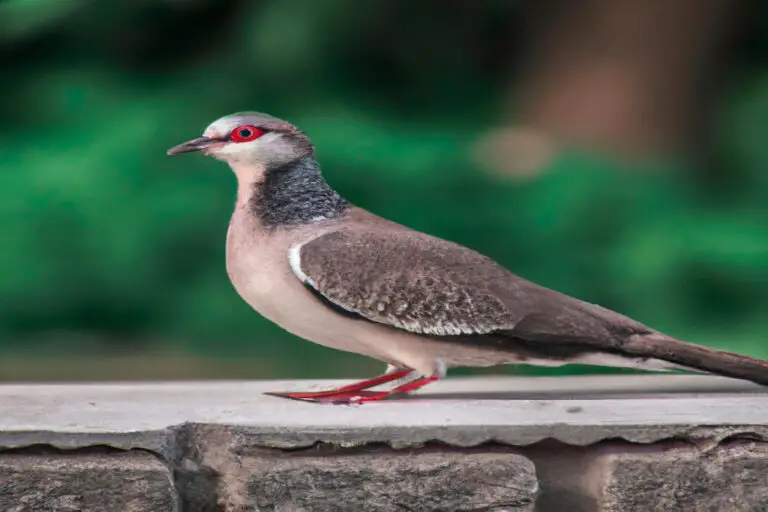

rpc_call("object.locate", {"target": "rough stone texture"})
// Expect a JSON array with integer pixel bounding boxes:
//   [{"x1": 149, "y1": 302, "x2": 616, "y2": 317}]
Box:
[
  {"x1": 0, "y1": 452, "x2": 177, "y2": 512},
  {"x1": 593, "y1": 441, "x2": 768, "y2": 512},
  {"x1": 243, "y1": 450, "x2": 536, "y2": 512},
  {"x1": 174, "y1": 425, "x2": 538, "y2": 512}
]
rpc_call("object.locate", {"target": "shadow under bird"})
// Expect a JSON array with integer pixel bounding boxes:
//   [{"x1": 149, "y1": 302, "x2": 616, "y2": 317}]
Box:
[{"x1": 167, "y1": 112, "x2": 768, "y2": 404}]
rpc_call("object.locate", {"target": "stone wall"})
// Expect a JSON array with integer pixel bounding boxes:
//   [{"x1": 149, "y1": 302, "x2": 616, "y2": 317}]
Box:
[{"x1": 1, "y1": 375, "x2": 767, "y2": 511}]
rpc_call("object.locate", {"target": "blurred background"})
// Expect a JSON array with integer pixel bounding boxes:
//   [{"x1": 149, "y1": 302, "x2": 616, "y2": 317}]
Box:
[{"x1": 1, "y1": 0, "x2": 767, "y2": 382}]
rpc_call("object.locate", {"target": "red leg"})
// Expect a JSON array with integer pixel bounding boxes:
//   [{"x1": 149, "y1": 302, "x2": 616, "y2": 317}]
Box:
[
  {"x1": 349, "y1": 374, "x2": 440, "y2": 404},
  {"x1": 264, "y1": 369, "x2": 413, "y2": 403}
]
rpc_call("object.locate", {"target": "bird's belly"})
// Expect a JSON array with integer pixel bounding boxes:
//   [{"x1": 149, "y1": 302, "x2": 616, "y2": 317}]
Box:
[{"x1": 227, "y1": 252, "x2": 381, "y2": 357}]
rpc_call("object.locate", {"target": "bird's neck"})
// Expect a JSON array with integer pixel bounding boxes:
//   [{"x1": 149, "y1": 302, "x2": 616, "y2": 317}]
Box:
[{"x1": 245, "y1": 156, "x2": 349, "y2": 228}]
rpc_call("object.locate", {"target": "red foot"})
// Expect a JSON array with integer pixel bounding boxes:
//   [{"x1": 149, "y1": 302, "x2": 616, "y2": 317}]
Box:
[
  {"x1": 264, "y1": 369, "x2": 413, "y2": 403},
  {"x1": 351, "y1": 375, "x2": 439, "y2": 404},
  {"x1": 264, "y1": 389, "x2": 396, "y2": 404},
  {"x1": 266, "y1": 374, "x2": 440, "y2": 404}
]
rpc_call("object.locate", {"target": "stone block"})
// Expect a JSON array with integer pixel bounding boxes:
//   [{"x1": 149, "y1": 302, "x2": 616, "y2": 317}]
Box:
[
  {"x1": 254, "y1": 451, "x2": 537, "y2": 512},
  {"x1": 594, "y1": 441, "x2": 768, "y2": 511},
  {"x1": 0, "y1": 452, "x2": 177, "y2": 512},
  {"x1": 187, "y1": 434, "x2": 538, "y2": 512}
]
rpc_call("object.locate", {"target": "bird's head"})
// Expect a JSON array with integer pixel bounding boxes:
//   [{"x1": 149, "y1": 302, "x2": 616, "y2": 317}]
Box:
[{"x1": 166, "y1": 112, "x2": 313, "y2": 167}]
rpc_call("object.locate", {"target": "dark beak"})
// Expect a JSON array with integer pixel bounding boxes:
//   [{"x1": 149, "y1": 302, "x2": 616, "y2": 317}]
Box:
[{"x1": 166, "y1": 136, "x2": 219, "y2": 156}]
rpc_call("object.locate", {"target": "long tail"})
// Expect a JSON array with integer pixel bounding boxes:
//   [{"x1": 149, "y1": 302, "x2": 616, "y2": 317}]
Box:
[{"x1": 624, "y1": 333, "x2": 768, "y2": 386}]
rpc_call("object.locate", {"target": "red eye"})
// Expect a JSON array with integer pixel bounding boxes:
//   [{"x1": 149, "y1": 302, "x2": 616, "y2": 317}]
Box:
[{"x1": 230, "y1": 125, "x2": 264, "y2": 142}]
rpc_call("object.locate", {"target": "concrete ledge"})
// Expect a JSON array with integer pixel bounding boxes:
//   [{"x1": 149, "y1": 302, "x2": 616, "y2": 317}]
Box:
[
  {"x1": 1, "y1": 375, "x2": 768, "y2": 511},
  {"x1": 2, "y1": 374, "x2": 767, "y2": 452}
]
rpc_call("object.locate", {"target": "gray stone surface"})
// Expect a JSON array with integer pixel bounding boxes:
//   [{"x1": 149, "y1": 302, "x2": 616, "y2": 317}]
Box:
[
  {"x1": 0, "y1": 375, "x2": 767, "y2": 454},
  {"x1": 226, "y1": 449, "x2": 535, "y2": 512},
  {"x1": 269, "y1": 451, "x2": 534, "y2": 512},
  {"x1": 174, "y1": 424, "x2": 537, "y2": 511},
  {"x1": 0, "y1": 452, "x2": 177, "y2": 512},
  {"x1": 594, "y1": 440, "x2": 768, "y2": 511}
]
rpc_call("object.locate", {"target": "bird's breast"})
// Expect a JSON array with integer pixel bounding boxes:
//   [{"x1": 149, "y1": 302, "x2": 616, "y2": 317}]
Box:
[
  {"x1": 225, "y1": 214, "x2": 284, "y2": 309},
  {"x1": 224, "y1": 212, "x2": 351, "y2": 343}
]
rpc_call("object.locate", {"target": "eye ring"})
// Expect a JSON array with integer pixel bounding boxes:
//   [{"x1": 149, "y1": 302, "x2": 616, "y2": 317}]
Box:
[{"x1": 230, "y1": 125, "x2": 265, "y2": 143}]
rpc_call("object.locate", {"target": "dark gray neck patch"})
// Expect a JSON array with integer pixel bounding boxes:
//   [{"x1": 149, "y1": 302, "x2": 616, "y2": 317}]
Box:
[{"x1": 249, "y1": 156, "x2": 349, "y2": 228}]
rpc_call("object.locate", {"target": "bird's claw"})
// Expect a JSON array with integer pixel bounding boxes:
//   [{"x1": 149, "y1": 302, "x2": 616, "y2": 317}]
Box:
[{"x1": 263, "y1": 389, "x2": 390, "y2": 404}]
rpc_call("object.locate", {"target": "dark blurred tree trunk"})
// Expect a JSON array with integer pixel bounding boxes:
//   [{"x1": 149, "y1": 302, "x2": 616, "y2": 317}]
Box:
[{"x1": 514, "y1": 0, "x2": 739, "y2": 161}]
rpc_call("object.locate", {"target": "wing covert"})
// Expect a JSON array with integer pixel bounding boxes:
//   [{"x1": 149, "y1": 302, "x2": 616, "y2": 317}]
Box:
[{"x1": 288, "y1": 229, "x2": 523, "y2": 336}]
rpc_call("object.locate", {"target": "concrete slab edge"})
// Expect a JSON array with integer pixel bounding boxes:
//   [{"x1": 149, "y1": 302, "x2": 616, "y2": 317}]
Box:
[{"x1": 1, "y1": 423, "x2": 767, "y2": 454}]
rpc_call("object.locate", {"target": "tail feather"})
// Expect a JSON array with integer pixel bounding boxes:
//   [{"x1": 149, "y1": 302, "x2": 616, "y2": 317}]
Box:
[{"x1": 624, "y1": 333, "x2": 768, "y2": 386}]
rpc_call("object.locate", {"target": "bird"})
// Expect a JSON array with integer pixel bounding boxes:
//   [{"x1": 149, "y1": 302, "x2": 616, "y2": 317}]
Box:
[{"x1": 167, "y1": 111, "x2": 768, "y2": 404}]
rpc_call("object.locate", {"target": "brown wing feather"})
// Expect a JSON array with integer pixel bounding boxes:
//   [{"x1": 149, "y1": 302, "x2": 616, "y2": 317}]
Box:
[{"x1": 293, "y1": 228, "x2": 650, "y2": 341}]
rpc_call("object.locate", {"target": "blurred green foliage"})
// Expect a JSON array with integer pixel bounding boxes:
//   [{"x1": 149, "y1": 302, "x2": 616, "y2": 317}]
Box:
[{"x1": 1, "y1": 0, "x2": 767, "y2": 379}]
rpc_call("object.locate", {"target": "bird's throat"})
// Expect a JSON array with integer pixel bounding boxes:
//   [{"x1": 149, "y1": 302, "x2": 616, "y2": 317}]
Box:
[{"x1": 246, "y1": 156, "x2": 349, "y2": 228}]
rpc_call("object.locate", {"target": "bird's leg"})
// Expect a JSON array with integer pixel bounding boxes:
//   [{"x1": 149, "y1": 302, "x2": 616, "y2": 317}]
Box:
[{"x1": 263, "y1": 368, "x2": 413, "y2": 402}]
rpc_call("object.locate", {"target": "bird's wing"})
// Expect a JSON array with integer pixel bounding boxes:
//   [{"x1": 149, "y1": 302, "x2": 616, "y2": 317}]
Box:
[
  {"x1": 289, "y1": 228, "x2": 645, "y2": 341},
  {"x1": 288, "y1": 228, "x2": 768, "y2": 384}
]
